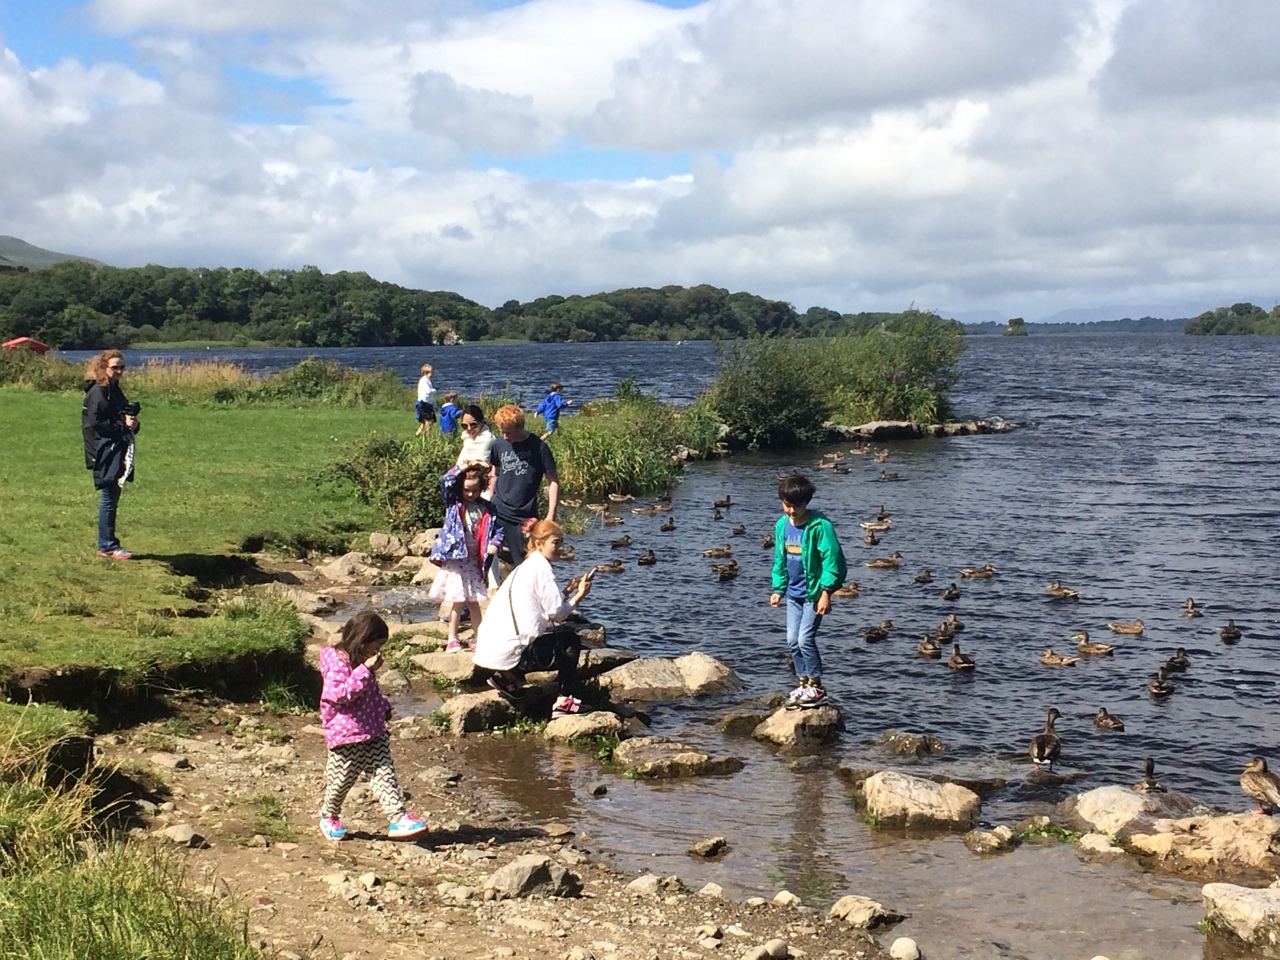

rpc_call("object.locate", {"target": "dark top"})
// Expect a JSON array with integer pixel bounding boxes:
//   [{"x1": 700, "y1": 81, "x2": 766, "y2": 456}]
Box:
[
  {"x1": 81, "y1": 380, "x2": 128, "y2": 469},
  {"x1": 490, "y1": 433, "x2": 557, "y2": 523}
]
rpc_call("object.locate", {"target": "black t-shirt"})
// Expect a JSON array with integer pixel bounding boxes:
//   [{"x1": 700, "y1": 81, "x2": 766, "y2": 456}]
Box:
[{"x1": 491, "y1": 433, "x2": 557, "y2": 522}]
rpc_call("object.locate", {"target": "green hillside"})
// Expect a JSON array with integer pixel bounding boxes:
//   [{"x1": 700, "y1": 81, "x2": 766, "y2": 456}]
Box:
[{"x1": 0, "y1": 236, "x2": 104, "y2": 270}]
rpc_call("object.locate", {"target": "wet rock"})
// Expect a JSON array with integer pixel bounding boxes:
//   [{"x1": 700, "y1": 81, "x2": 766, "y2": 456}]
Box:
[
  {"x1": 716, "y1": 711, "x2": 774, "y2": 736},
  {"x1": 752, "y1": 706, "x2": 842, "y2": 749},
  {"x1": 1127, "y1": 815, "x2": 1280, "y2": 878},
  {"x1": 587, "y1": 782, "x2": 608, "y2": 796},
  {"x1": 875, "y1": 730, "x2": 948, "y2": 757},
  {"x1": 368, "y1": 533, "x2": 407, "y2": 559},
  {"x1": 161, "y1": 824, "x2": 207, "y2": 848},
  {"x1": 611, "y1": 737, "x2": 745, "y2": 779},
  {"x1": 408, "y1": 650, "x2": 478, "y2": 682},
  {"x1": 862, "y1": 771, "x2": 980, "y2": 830},
  {"x1": 1077, "y1": 833, "x2": 1124, "y2": 857},
  {"x1": 598, "y1": 652, "x2": 742, "y2": 701},
  {"x1": 149, "y1": 752, "x2": 191, "y2": 770},
  {"x1": 889, "y1": 937, "x2": 921, "y2": 960},
  {"x1": 483, "y1": 854, "x2": 582, "y2": 899},
  {"x1": 688, "y1": 836, "x2": 728, "y2": 858},
  {"x1": 771, "y1": 891, "x2": 799, "y2": 907},
  {"x1": 437, "y1": 691, "x2": 519, "y2": 734},
  {"x1": 626, "y1": 874, "x2": 687, "y2": 897},
  {"x1": 406, "y1": 529, "x2": 441, "y2": 557},
  {"x1": 544, "y1": 712, "x2": 626, "y2": 742},
  {"x1": 420, "y1": 765, "x2": 461, "y2": 785},
  {"x1": 266, "y1": 583, "x2": 338, "y2": 615},
  {"x1": 1203, "y1": 883, "x2": 1280, "y2": 956},
  {"x1": 963, "y1": 825, "x2": 1019, "y2": 855},
  {"x1": 579, "y1": 647, "x2": 638, "y2": 680},
  {"x1": 828, "y1": 895, "x2": 907, "y2": 929},
  {"x1": 1061, "y1": 785, "x2": 1210, "y2": 837},
  {"x1": 315, "y1": 552, "x2": 382, "y2": 581}
]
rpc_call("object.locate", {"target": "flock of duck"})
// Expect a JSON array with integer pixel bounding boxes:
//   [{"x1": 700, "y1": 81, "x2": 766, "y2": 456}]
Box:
[{"x1": 568, "y1": 446, "x2": 1272, "y2": 814}]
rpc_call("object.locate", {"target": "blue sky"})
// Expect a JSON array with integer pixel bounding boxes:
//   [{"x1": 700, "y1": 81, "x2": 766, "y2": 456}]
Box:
[{"x1": 2, "y1": 0, "x2": 1280, "y2": 319}]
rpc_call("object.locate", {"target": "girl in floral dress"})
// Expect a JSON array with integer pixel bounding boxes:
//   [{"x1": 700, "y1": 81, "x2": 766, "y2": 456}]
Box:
[{"x1": 428, "y1": 463, "x2": 503, "y2": 651}]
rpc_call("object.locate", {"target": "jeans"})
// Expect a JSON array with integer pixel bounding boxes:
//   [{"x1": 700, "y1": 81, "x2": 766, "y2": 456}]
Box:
[
  {"x1": 97, "y1": 483, "x2": 122, "y2": 552},
  {"x1": 785, "y1": 595, "x2": 824, "y2": 680}
]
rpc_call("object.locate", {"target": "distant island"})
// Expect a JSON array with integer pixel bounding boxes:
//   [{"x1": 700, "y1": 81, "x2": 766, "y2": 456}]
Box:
[
  {"x1": 1183, "y1": 302, "x2": 1280, "y2": 335},
  {"x1": 964, "y1": 315, "x2": 1188, "y2": 335}
]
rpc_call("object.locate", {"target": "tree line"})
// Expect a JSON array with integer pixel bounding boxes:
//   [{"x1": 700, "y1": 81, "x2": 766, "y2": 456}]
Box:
[
  {"x1": 1183, "y1": 302, "x2": 1280, "y2": 335},
  {"x1": 0, "y1": 259, "x2": 955, "y2": 349}
]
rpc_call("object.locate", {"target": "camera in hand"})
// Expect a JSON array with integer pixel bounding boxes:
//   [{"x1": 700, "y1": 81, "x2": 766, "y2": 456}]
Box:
[{"x1": 122, "y1": 401, "x2": 141, "y2": 417}]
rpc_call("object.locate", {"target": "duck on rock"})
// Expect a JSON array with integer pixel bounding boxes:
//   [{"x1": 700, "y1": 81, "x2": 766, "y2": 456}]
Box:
[
  {"x1": 1133, "y1": 757, "x2": 1167, "y2": 793},
  {"x1": 1240, "y1": 758, "x2": 1280, "y2": 815}
]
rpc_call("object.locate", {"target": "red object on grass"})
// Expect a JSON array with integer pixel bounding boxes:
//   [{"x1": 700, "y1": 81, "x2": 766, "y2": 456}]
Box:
[{"x1": 2, "y1": 337, "x2": 50, "y2": 354}]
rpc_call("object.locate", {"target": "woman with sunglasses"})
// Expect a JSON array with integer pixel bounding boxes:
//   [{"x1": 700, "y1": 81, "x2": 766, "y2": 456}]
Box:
[
  {"x1": 81, "y1": 349, "x2": 140, "y2": 559},
  {"x1": 454, "y1": 404, "x2": 495, "y2": 469}
]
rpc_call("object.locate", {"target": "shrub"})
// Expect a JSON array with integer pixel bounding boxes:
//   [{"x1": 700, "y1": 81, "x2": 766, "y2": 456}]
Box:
[
  {"x1": 327, "y1": 432, "x2": 460, "y2": 530},
  {"x1": 707, "y1": 339, "x2": 834, "y2": 450},
  {"x1": 213, "y1": 357, "x2": 409, "y2": 408},
  {"x1": 0, "y1": 349, "x2": 84, "y2": 391}
]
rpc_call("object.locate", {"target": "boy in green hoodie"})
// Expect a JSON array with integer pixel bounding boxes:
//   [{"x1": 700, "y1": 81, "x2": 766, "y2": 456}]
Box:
[{"x1": 770, "y1": 473, "x2": 848, "y2": 708}]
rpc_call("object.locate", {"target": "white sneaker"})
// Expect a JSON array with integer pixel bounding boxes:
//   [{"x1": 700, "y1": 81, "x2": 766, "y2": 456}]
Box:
[{"x1": 784, "y1": 683, "x2": 808, "y2": 709}]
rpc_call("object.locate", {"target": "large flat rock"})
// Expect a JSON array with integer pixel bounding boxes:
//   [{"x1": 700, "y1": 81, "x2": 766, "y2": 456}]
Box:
[
  {"x1": 861, "y1": 770, "x2": 980, "y2": 830},
  {"x1": 1203, "y1": 883, "x2": 1280, "y2": 956},
  {"x1": 1127, "y1": 815, "x2": 1280, "y2": 882},
  {"x1": 611, "y1": 736, "x2": 744, "y2": 779},
  {"x1": 598, "y1": 652, "x2": 742, "y2": 701},
  {"x1": 1061, "y1": 784, "x2": 1209, "y2": 836},
  {"x1": 752, "y1": 705, "x2": 842, "y2": 749}
]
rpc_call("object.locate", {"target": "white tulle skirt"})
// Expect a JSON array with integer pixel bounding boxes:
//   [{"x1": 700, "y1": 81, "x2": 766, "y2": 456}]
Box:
[{"x1": 427, "y1": 559, "x2": 488, "y2": 603}]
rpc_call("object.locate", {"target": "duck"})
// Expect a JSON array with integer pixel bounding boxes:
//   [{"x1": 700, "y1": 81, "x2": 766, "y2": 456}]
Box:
[
  {"x1": 601, "y1": 513, "x2": 626, "y2": 527},
  {"x1": 948, "y1": 643, "x2": 975, "y2": 671},
  {"x1": 866, "y1": 551, "x2": 903, "y2": 569},
  {"x1": 1133, "y1": 757, "x2": 1166, "y2": 793},
  {"x1": 1094, "y1": 707, "x2": 1125, "y2": 731},
  {"x1": 653, "y1": 503, "x2": 672, "y2": 512},
  {"x1": 1240, "y1": 758, "x2": 1280, "y2": 815},
  {"x1": 832, "y1": 583, "x2": 861, "y2": 599},
  {"x1": 562, "y1": 498, "x2": 583, "y2": 508},
  {"x1": 1163, "y1": 647, "x2": 1190, "y2": 672},
  {"x1": 914, "y1": 569, "x2": 933, "y2": 583},
  {"x1": 863, "y1": 620, "x2": 894, "y2": 643},
  {"x1": 1221, "y1": 619, "x2": 1243, "y2": 642},
  {"x1": 607, "y1": 493, "x2": 634, "y2": 503},
  {"x1": 610, "y1": 534, "x2": 632, "y2": 549},
  {"x1": 585, "y1": 502, "x2": 609, "y2": 512},
  {"x1": 862, "y1": 530, "x2": 880, "y2": 546},
  {"x1": 850, "y1": 444, "x2": 872, "y2": 455},
  {"x1": 960, "y1": 563, "x2": 997, "y2": 579},
  {"x1": 1028, "y1": 708, "x2": 1061, "y2": 770},
  {"x1": 873, "y1": 450, "x2": 889, "y2": 464},
  {"x1": 941, "y1": 583, "x2": 962, "y2": 601},
  {"x1": 861, "y1": 519, "x2": 892, "y2": 532},
  {"x1": 1040, "y1": 648, "x2": 1080, "y2": 667},
  {"x1": 636, "y1": 549, "x2": 657, "y2": 566},
  {"x1": 832, "y1": 463, "x2": 849, "y2": 475},
  {"x1": 875, "y1": 505, "x2": 890, "y2": 521},
  {"x1": 731, "y1": 524, "x2": 747, "y2": 536},
  {"x1": 557, "y1": 544, "x2": 577, "y2": 561},
  {"x1": 713, "y1": 495, "x2": 733, "y2": 508},
  {"x1": 1046, "y1": 581, "x2": 1080, "y2": 600},
  {"x1": 716, "y1": 565, "x2": 739, "y2": 582},
  {"x1": 709, "y1": 559, "x2": 739, "y2": 576},
  {"x1": 1147, "y1": 667, "x2": 1174, "y2": 697},
  {"x1": 658, "y1": 518, "x2": 676, "y2": 532},
  {"x1": 631, "y1": 505, "x2": 659, "y2": 516},
  {"x1": 1181, "y1": 597, "x2": 1204, "y2": 618},
  {"x1": 1072, "y1": 631, "x2": 1114, "y2": 656},
  {"x1": 917, "y1": 635, "x2": 943, "y2": 659},
  {"x1": 759, "y1": 535, "x2": 774, "y2": 549},
  {"x1": 702, "y1": 545, "x2": 733, "y2": 559},
  {"x1": 1106, "y1": 618, "x2": 1145, "y2": 635},
  {"x1": 710, "y1": 509, "x2": 724, "y2": 521},
  {"x1": 593, "y1": 560, "x2": 625, "y2": 574},
  {"x1": 878, "y1": 471, "x2": 900, "y2": 481},
  {"x1": 942, "y1": 613, "x2": 965, "y2": 632}
]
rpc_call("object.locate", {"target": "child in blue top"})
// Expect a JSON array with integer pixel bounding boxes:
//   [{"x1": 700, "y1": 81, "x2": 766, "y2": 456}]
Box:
[
  {"x1": 769, "y1": 473, "x2": 847, "y2": 709},
  {"x1": 438, "y1": 392, "x2": 461, "y2": 438},
  {"x1": 535, "y1": 382, "x2": 571, "y2": 439}
]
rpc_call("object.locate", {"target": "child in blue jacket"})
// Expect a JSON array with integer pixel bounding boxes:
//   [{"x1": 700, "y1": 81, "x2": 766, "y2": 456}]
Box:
[
  {"x1": 770, "y1": 473, "x2": 847, "y2": 708},
  {"x1": 535, "y1": 382, "x2": 571, "y2": 439}
]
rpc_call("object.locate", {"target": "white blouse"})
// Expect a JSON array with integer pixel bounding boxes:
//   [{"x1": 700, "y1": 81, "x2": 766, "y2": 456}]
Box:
[
  {"x1": 473, "y1": 552, "x2": 575, "y2": 671},
  {"x1": 456, "y1": 427, "x2": 495, "y2": 467}
]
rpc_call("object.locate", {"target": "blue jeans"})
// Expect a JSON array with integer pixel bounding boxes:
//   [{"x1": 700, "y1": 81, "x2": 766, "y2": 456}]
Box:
[
  {"x1": 785, "y1": 595, "x2": 824, "y2": 680},
  {"x1": 97, "y1": 483, "x2": 122, "y2": 552}
]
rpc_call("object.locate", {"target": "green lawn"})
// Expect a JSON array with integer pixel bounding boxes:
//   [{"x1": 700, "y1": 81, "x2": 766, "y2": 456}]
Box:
[{"x1": 0, "y1": 388, "x2": 405, "y2": 683}]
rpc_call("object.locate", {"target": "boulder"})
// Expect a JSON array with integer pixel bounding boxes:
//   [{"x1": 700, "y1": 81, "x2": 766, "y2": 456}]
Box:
[
  {"x1": 579, "y1": 647, "x2": 639, "y2": 680},
  {"x1": 266, "y1": 583, "x2": 338, "y2": 615},
  {"x1": 752, "y1": 706, "x2": 842, "y2": 749},
  {"x1": 437, "y1": 691, "x2": 518, "y2": 734},
  {"x1": 544, "y1": 712, "x2": 627, "y2": 742},
  {"x1": 410, "y1": 558, "x2": 442, "y2": 585},
  {"x1": 875, "y1": 730, "x2": 948, "y2": 757},
  {"x1": 1203, "y1": 883, "x2": 1280, "y2": 956},
  {"x1": 1062, "y1": 785, "x2": 1213, "y2": 837},
  {"x1": 368, "y1": 533, "x2": 408, "y2": 559},
  {"x1": 828, "y1": 895, "x2": 907, "y2": 929},
  {"x1": 598, "y1": 652, "x2": 742, "y2": 701},
  {"x1": 963, "y1": 825, "x2": 1019, "y2": 855},
  {"x1": 626, "y1": 874, "x2": 687, "y2": 897},
  {"x1": 483, "y1": 854, "x2": 582, "y2": 899},
  {"x1": 315, "y1": 552, "x2": 382, "y2": 581},
  {"x1": 1126, "y1": 815, "x2": 1280, "y2": 880},
  {"x1": 409, "y1": 650, "x2": 478, "y2": 682},
  {"x1": 687, "y1": 837, "x2": 728, "y2": 858},
  {"x1": 407, "y1": 529, "x2": 441, "y2": 557},
  {"x1": 1076, "y1": 832, "x2": 1124, "y2": 857},
  {"x1": 717, "y1": 710, "x2": 775, "y2": 736},
  {"x1": 611, "y1": 736, "x2": 744, "y2": 779},
  {"x1": 378, "y1": 668, "x2": 410, "y2": 694},
  {"x1": 861, "y1": 770, "x2": 980, "y2": 830}
]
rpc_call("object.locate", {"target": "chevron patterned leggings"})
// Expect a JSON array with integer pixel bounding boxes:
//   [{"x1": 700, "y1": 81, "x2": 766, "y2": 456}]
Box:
[{"x1": 321, "y1": 734, "x2": 406, "y2": 820}]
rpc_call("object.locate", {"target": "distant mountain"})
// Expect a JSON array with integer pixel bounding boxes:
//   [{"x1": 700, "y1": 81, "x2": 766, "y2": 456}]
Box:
[{"x1": 0, "y1": 236, "x2": 105, "y2": 270}]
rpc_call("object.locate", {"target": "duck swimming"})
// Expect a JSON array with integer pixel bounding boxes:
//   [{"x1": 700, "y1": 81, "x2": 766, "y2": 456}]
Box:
[
  {"x1": 1240, "y1": 757, "x2": 1280, "y2": 815},
  {"x1": 731, "y1": 524, "x2": 747, "y2": 536},
  {"x1": 602, "y1": 513, "x2": 626, "y2": 527},
  {"x1": 1133, "y1": 757, "x2": 1166, "y2": 793},
  {"x1": 1094, "y1": 707, "x2": 1125, "y2": 731},
  {"x1": 702, "y1": 545, "x2": 733, "y2": 558},
  {"x1": 948, "y1": 643, "x2": 975, "y2": 671},
  {"x1": 713, "y1": 495, "x2": 733, "y2": 509},
  {"x1": 1046, "y1": 581, "x2": 1080, "y2": 600},
  {"x1": 942, "y1": 613, "x2": 965, "y2": 632},
  {"x1": 1163, "y1": 647, "x2": 1190, "y2": 672},
  {"x1": 878, "y1": 471, "x2": 900, "y2": 481},
  {"x1": 759, "y1": 535, "x2": 774, "y2": 548},
  {"x1": 875, "y1": 505, "x2": 890, "y2": 521},
  {"x1": 659, "y1": 518, "x2": 676, "y2": 532},
  {"x1": 861, "y1": 520, "x2": 892, "y2": 532},
  {"x1": 631, "y1": 505, "x2": 658, "y2": 516},
  {"x1": 873, "y1": 450, "x2": 889, "y2": 464},
  {"x1": 1107, "y1": 618, "x2": 1145, "y2": 635},
  {"x1": 710, "y1": 509, "x2": 724, "y2": 521},
  {"x1": 832, "y1": 583, "x2": 860, "y2": 599},
  {"x1": 1221, "y1": 619, "x2": 1243, "y2": 642},
  {"x1": 960, "y1": 563, "x2": 997, "y2": 579},
  {"x1": 709, "y1": 559, "x2": 738, "y2": 576},
  {"x1": 1147, "y1": 667, "x2": 1174, "y2": 697},
  {"x1": 832, "y1": 463, "x2": 849, "y2": 475},
  {"x1": 610, "y1": 534, "x2": 631, "y2": 549},
  {"x1": 716, "y1": 564, "x2": 739, "y2": 582},
  {"x1": 914, "y1": 569, "x2": 933, "y2": 584},
  {"x1": 917, "y1": 635, "x2": 942, "y2": 659},
  {"x1": 941, "y1": 583, "x2": 962, "y2": 601},
  {"x1": 593, "y1": 560, "x2": 625, "y2": 574},
  {"x1": 1029, "y1": 708, "x2": 1061, "y2": 770},
  {"x1": 863, "y1": 620, "x2": 894, "y2": 643},
  {"x1": 636, "y1": 549, "x2": 657, "y2": 566},
  {"x1": 1182, "y1": 597, "x2": 1204, "y2": 618},
  {"x1": 1072, "y1": 631, "x2": 1114, "y2": 656},
  {"x1": 608, "y1": 493, "x2": 634, "y2": 503},
  {"x1": 863, "y1": 530, "x2": 880, "y2": 545},
  {"x1": 866, "y1": 551, "x2": 903, "y2": 569},
  {"x1": 1040, "y1": 648, "x2": 1080, "y2": 667}
]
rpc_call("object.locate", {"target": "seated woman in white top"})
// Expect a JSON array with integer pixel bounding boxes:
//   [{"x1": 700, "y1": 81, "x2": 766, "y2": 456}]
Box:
[
  {"x1": 455, "y1": 404, "x2": 495, "y2": 469},
  {"x1": 473, "y1": 519, "x2": 591, "y2": 718}
]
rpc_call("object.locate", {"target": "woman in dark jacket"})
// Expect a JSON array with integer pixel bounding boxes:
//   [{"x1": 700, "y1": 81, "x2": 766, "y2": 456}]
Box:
[{"x1": 82, "y1": 349, "x2": 139, "y2": 559}]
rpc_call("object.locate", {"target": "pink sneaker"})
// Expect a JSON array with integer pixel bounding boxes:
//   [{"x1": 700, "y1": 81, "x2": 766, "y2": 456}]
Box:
[
  {"x1": 445, "y1": 637, "x2": 462, "y2": 653},
  {"x1": 98, "y1": 548, "x2": 133, "y2": 560},
  {"x1": 551, "y1": 695, "x2": 584, "y2": 719}
]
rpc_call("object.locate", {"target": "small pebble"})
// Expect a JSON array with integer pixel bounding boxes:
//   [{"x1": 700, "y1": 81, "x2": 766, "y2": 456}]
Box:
[{"x1": 889, "y1": 938, "x2": 920, "y2": 960}]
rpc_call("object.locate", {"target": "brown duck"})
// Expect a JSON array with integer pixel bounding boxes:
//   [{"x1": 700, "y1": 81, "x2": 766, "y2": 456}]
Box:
[
  {"x1": 1028, "y1": 708, "x2": 1061, "y2": 770},
  {"x1": 914, "y1": 569, "x2": 933, "y2": 583},
  {"x1": 702, "y1": 544, "x2": 732, "y2": 559},
  {"x1": 610, "y1": 534, "x2": 631, "y2": 549},
  {"x1": 959, "y1": 563, "x2": 997, "y2": 579},
  {"x1": 1133, "y1": 757, "x2": 1166, "y2": 793},
  {"x1": 948, "y1": 643, "x2": 975, "y2": 671},
  {"x1": 636, "y1": 549, "x2": 657, "y2": 566},
  {"x1": 941, "y1": 583, "x2": 962, "y2": 601},
  {"x1": 866, "y1": 551, "x2": 903, "y2": 569},
  {"x1": 1240, "y1": 758, "x2": 1280, "y2": 814},
  {"x1": 1094, "y1": 707, "x2": 1124, "y2": 731},
  {"x1": 1106, "y1": 618, "x2": 1144, "y2": 635}
]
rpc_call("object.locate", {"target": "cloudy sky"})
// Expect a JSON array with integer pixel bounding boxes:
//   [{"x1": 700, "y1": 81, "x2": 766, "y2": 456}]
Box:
[{"x1": 2, "y1": 0, "x2": 1278, "y2": 320}]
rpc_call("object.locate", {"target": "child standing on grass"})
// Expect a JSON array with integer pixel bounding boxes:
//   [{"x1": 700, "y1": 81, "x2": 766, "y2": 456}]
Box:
[
  {"x1": 318, "y1": 610, "x2": 427, "y2": 841},
  {"x1": 770, "y1": 473, "x2": 847, "y2": 709},
  {"x1": 415, "y1": 363, "x2": 436, "y2": 435},
  {"x1": 438, "y1": 391, "x2": 461, "y2": 439},
  {"x1": 534, "y1": 381, "x2": 571, "y2": 439},
  {"x1": 429, "y1": 464, "x2": 503, "y2": 651}
]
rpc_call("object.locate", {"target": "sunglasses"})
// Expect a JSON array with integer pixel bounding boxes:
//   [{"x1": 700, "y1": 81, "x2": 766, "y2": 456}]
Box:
[
  {"x1": 461, "y1": 420, "x2": 481, "y2": 429},
  {"x1": 108, "y1": 364, "x2": 126, "y2": 370}
]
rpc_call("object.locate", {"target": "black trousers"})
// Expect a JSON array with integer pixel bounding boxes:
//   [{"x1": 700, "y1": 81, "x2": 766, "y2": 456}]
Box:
[{"x1": 514, "y1": 625, "x2": 581, "y2": 695}]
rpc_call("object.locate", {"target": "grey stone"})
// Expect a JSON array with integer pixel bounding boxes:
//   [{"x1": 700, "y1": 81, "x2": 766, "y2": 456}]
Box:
[
  {"x1": 1061, "y1": 784, "x2": 1212, "y2": 837},
  {"x1": 752, "y1": 706, "x2": 842, "y2": 749},
  {"x1": 716, "y1": 711, "x2": 775, "y2": 736},
  {"x1": 742, "y1": 947, "x2": 771, "y2": 960},
  {"x1": 579, "y1": 646, "x2": 638, "y2": 680},
  {"x1": 963, "y1": 825, "x2": 1019, "y2": 855},
  {"x1": 828, "y1": 895, "x2": 907, "y2": 929},
  {"x1": 688, "y1": 836, "x2": 728, "y2": 858},
  {"x1": 598, "y1": 652, "x2": 742, "y2": 701},
  {"x1": 611, "y1": 737, "x2": 744, "y2": 779},
  {"x1": 1203, "y1": 884, "x2": 1280, "y2": 956},
  {"x1": 149, "y1": 752, "x2": 191, "y2": 770},
  {"x1": 699, "y1": 882, "x2": 725, "y2": 899},
  {"x1": 410, "y1": 558, "x2": 441, "y2": 585},
  {"x1": 437, "y1": 691, "x2": 518, "y2": 734},
  {"x1": 763, "y1": 939, "x2": 788, "y2": 958},
  {"x1": 862, "y1": 771, "x2": 980, "y2": 830},
  {"x1": 420, "y1": 765, "x2": 461, "y2": 784},
  {"x1": 315, "y1": 552, "x2": 381, "y2": 580},
  {"x1": 406, "y1": 529, "x2": 441, "y2": 557},
  {"x1": 266, "y1": 583, "x2": 338, "y2": 615},
  {"x1": 483, "y1": 854, "x2": 582, "y2": 899},
  {"x1": 1076, "y1": 832, "x2": 1123, "y2": 856},
  {"x1": 544, "y1": 712, "x2": 627, "y2": 742},
  {"x1": 408, "y1": 650, "x2": 478, "y2": 682},
  {"x1": 368, "y1": 532, "x2": 408, "y2": 559},
  {"x1": 875, "y1": 730, "x2": 948, "y2": 757},
  {"x1": 626, "y1": 874, "x2": 687, "y2": 897},
  {"x1": 161, "y1": 824, "x2": 207, "y2": 848},
  {"x1": 771, "y1": 891, "x2": 800, "y2": 907},
  {"x1": 378, "y1": 668, "x2": 410, "y2": 693},
  {"x1": 1128, "y1": 815, "x2": 1280, "y2": 876}
]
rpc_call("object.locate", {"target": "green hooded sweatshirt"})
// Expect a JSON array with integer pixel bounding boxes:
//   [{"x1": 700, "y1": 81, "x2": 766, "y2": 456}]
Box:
[{"x1": 771, "y1": 509, "x2": 847, "y2": 603}]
